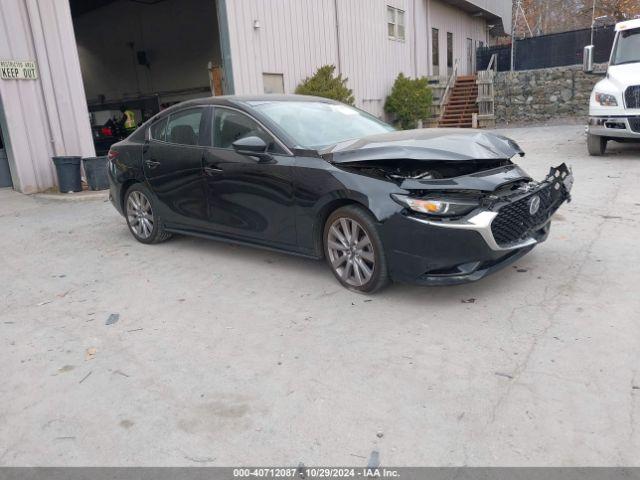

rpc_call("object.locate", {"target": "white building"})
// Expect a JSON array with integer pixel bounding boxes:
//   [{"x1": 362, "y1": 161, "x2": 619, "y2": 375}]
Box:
[{"x1": 0, "y1": 0, "x2": 511, "y2": 193}]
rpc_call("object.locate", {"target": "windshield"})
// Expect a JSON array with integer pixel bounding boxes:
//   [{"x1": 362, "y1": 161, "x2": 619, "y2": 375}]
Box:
[
  {"x1": 247, "y1": 100, "x2": 395, "y2": 149},
  {"x1": 611, "y1": 27, "x2": 640, "y2": 65}
]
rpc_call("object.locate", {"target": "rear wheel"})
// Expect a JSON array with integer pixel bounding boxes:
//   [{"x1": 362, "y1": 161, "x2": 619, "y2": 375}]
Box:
[
  {"x1": 124, "y1": 184, "x2": 171, "y2": 244},
  {"x1": 324, "y1": 205, "x2": 389, "y2": 293},
  {"x1": 587, "y1": 133, "x2": 607, "y2": 156}
]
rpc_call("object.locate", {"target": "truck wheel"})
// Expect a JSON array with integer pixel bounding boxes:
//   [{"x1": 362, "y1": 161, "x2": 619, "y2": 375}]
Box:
[{"x1": 587, "y1": 134, "x2": 607, "y2": 156}]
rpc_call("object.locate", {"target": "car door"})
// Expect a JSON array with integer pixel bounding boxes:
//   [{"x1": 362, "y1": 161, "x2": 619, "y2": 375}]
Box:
[
  {"x1": 143, "y1": 107, "x2": 210, "y2": 230},
  {"x1": 202, "y1": 106, "x2": 296, "y2": 247}
]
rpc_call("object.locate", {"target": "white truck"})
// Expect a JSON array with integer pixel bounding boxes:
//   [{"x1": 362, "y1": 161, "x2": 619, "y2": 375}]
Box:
[{"x1": 584, "y1": 18, "x2": 640, "y2": 156}]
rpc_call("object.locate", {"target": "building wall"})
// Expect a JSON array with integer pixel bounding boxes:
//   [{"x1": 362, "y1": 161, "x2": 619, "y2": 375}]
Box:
[
  {"x1": 73, "y1": 0, "x2": 221, "y2": 105},
  {"x1": 427, "y1": 0, "x2": 489, "y2": 77},
  {"x1": 0, "y1": 0, "x2": 94, "y2": 193},
  {"x1": 224, "y1": 0, "x2": 339, "y2": 101},
  {"x1": 225, "y1": 0, "x2": 497, "y2": 117}
]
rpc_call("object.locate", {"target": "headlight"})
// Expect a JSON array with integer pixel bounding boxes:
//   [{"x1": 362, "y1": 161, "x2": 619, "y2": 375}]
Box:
[
  {"x1": 595, "y1": 92, "x2": 618, "y2": 106},
  {"x1": 392, "y1": 194, "x2": 479, "y2": 217}
]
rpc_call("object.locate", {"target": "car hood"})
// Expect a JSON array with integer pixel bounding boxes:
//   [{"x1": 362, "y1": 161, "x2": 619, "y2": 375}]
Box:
[{"x1": 319, "y1": 129, "x2": 525, "y2": 163}]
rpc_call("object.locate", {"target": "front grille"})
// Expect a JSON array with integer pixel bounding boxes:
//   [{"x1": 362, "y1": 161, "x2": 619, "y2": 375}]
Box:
[
  {"x1": 629, "y1": 117, "x2": 640, "y2": 133},
  {"x1": 625, "y1": 85, "x2": 640, "y2": 109},
  {"x1": 491, "y1": 188, "x2": 560, "y2": 247}
]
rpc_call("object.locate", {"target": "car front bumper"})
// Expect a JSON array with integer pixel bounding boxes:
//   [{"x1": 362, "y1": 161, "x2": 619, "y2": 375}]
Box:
[
  {"x1": 587, "y1": 116, "x2": 640, "y2": 139},
  {"x1": 381, "y1": 164, "x2": 572, "y2": 285},
  {"x1": 382, "y1": 213, "x2": 548, "y2": 285}
]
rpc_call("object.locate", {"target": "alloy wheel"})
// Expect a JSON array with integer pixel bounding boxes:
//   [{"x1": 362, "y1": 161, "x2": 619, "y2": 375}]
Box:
[
  {"x1": 126, "y1": 190, "x2": 154, "y2": 239},
  {"x1": 327, "y1": 217, "x2": 375, "y2": 287}
]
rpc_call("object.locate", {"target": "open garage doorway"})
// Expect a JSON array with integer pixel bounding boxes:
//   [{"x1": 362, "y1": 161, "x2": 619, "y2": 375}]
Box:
[{"x1": 71, "y1": 0, "x2": 226, "y2": 154}]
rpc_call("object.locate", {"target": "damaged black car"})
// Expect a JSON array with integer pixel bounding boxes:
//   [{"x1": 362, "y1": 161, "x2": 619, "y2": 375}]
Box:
[{"x1": 107, "y1": 95, "x2": 573, "y2": 293}]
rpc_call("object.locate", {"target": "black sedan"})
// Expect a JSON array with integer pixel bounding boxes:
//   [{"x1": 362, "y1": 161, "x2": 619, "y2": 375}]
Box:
[{"x1": 107, "y1": 95, "x2": 573, "y2": 293}]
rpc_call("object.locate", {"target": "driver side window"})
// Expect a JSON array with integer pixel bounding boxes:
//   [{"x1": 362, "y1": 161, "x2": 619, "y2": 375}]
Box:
[{"x1": 212, "y1": 108, "x2": 283, "y2": 153}]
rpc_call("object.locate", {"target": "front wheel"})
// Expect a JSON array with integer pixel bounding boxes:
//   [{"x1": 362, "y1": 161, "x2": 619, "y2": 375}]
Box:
[
  {"x1": 324, "y1": 205, "x2": 389, "y2": 294},
  {"x1": 124, "y1": 184, "x2": 172, "y2": 244},
  {"x1": 587, "y1": 133, "x2": 607, "y2": 156}
]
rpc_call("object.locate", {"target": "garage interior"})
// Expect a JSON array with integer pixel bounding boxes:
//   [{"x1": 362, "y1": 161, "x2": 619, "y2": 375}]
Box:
[{"x1": 70, "y1": 0, "x2": 224, "y2": 151}]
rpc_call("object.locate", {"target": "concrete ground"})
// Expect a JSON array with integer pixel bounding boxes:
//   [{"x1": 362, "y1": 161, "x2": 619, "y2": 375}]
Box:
[{"x1": 1, "y1": 125, "x2": 640, "y2": 467}]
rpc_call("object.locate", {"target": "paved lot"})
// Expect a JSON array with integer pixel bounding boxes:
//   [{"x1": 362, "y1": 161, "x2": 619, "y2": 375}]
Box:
[{"x1": 1, "y1": 125, "x2": 640, "y2": 466}]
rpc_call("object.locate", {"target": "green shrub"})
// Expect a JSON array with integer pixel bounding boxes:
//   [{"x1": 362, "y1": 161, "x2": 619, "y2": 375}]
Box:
[
  {"x1": 384, "y1": 73, "x2": 433, "y2": 130},
  {"x1": 295, "y1": 65, "x2": 355, "y2": 105}
]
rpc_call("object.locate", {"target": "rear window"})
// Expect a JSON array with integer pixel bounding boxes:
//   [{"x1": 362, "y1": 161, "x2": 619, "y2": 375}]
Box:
[
  {"x1": 150, "y1": 118, "x2": 168, "y2": 142},
  {"x1": 166, "y1": 109, "x2": 204, "y2": 146}
]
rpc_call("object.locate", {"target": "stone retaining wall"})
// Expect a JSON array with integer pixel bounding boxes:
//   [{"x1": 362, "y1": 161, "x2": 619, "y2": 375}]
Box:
[{"x1": 494, "y1": 65, "x2": 603, "y2": 124}]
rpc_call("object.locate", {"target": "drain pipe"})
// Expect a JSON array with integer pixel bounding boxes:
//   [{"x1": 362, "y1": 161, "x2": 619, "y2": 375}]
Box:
[{"x1": 334, "y1": 0, "x2": 342, "y2": 74}]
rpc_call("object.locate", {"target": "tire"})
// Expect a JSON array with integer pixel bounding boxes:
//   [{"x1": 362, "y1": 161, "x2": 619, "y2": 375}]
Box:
[
  {"x1": 124, "y1": 183, "x2": 172, "y2": 244},
  {"x1": 587, "y1": 133, "x2": 607, "y2": 156},
  {"x1": 323, "y1": 205, "x2": 390, "y2": 294}
]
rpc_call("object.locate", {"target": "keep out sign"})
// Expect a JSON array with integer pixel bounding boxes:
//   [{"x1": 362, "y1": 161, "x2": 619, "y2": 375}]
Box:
[{"x1": 0, "y1": 60, "x2": 38, "y2": 80}]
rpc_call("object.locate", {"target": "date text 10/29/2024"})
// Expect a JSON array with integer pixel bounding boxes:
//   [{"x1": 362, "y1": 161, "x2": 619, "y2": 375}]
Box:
[{"x1": 233, "y1": 468, "x2": 400, "y2": 478}]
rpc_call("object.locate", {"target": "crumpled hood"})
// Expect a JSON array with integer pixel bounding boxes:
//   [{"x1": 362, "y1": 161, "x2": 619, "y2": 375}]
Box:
[{"x1": 319, "y1": 128, "x2": 525, "y2": 163}]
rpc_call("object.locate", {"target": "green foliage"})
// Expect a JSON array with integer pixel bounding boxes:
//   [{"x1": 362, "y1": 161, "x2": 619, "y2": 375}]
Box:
[
  {"x1": 295, "y1": 65, "x2": 355, "y2": 105},
  {"x1": 384, "y1": 73, "x2": 433, "y2": 130}
]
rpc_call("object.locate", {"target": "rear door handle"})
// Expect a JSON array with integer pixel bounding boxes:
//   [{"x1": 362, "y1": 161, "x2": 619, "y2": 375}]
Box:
[
  {"x1": 145, "y1": 160, "x2": 161, "y2": 169},
  {"x1": 204, "y1": 166, "x2": 223, "y2": 176}
]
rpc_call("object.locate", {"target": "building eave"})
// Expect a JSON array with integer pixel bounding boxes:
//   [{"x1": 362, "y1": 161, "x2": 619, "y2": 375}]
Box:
[{"x1": 439, "y1": 0, "x2": 511, "y2": 36}]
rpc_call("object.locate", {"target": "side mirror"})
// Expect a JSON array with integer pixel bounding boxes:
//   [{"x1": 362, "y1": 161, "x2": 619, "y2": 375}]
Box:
[
  {"x1": 232, "y1": 136, "x2": 268, "y2": 157},
  {"x1": 583, "y1": 45, "x2": 594, "y2": 73}
]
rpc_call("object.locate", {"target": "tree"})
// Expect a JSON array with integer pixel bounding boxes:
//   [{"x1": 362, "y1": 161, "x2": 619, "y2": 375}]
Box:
[
  {"x1": 384, "y1": 73, "x2": 433, "y2": 130},
  {"x1": 295, "y1": 65, "x2": 355, "y2": 105},
  {"x1": 592, "y1": 0, "x2": 639, "y2": 21},
  {"x1": 512, "y1": 0, "x2": 640, "y2": 38}
]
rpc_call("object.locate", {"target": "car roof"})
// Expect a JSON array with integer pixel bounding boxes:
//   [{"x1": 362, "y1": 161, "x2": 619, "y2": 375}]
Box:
[{"x1": 173, "y1": 94, "x2": 339, "y2": 111}]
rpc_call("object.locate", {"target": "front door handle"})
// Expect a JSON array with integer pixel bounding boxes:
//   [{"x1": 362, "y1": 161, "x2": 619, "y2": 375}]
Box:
[
  {"x1": 145, "y1": 160, "x2": 161, "y2": 169},
  {"x1": 204, "y1": 166, "x2": 223, "y2": 176}
]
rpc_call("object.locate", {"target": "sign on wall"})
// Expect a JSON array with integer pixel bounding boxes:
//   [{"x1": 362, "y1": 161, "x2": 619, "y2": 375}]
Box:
[{"x1": 0, "y1": 60, "x2": 38, "y2": 80}]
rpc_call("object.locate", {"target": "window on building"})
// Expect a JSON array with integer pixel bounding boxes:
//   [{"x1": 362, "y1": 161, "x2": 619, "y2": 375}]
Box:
[
  {"x1": 447, "y1": 32, "x2": 453, "y2": 75},
  {"x1": 263, "y1": 73, "x2": 285, "y2": 94},
  {"x1": 387, "y1": 6, "x2": 405, "y2": 41},
  {"x1": 432, "y1": 28, "x2": 439, "y2": 76},
  {"x1": 167, "y1": 108, "x2": 204, "y2": 146}
]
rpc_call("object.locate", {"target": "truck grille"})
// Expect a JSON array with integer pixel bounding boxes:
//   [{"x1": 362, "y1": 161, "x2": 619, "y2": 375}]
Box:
[
  {"x1": 629, "y1": 117, "x2": 640, "y2": 133},
  {"x1": 491, "y1": 188, "x2": 560, "y2": 247},
  {"x1": 625, "y1": 85, "x2": 640, "y2": 109}
]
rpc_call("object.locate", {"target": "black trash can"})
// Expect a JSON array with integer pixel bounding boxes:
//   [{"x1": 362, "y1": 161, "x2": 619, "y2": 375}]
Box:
[
  {"x1": 52, "y1": 156, "x2": 82, "y2": 193},
  {"x1": 83, "y1": 156, "x2": 109, "y2": 190}
]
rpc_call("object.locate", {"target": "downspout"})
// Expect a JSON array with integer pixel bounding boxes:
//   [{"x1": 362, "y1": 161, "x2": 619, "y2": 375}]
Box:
[
  {"x1": 413, "y1": 0, "x2": 417, "y2": 77},
  {"x1": 334, "y1": 0, "x2": 342, "y2": 75},
  {"x1": 216, "y1": 0, "x2": 235, "y2": 95}
]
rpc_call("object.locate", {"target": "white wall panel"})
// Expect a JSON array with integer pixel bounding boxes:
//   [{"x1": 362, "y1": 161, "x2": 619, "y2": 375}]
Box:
[
  {"x1": 225, "y1": 0, "x2": 505, "y2": 117},
  {"x1": 0, "y1": 0, "x2": 94, "y2": 193}
]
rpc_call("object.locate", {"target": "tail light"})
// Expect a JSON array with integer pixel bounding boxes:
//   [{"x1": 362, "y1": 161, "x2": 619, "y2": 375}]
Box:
[
  {"x1": 101, "y1": 127, "x2": 113, "y2": 137},
  {"x1": 107, "y1": 149, "x2": 119, "y2": 161}
]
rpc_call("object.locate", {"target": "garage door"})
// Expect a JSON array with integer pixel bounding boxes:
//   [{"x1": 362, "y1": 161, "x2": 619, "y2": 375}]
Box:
[{"x1": 0, "y1": 126, "x2": 12, "y2": 188}]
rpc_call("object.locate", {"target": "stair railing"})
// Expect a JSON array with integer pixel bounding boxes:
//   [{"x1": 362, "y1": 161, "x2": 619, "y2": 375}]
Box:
[
  {"x1": 476, "y1": 53, "x2": 497, "y2": 128},
  {"x1": 438, "y1": 58, "x2": 459, "y2": 123}
]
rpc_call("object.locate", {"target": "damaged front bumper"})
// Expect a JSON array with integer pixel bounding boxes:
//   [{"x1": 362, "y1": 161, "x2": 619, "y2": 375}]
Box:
[{"x1": 382, "y1": 163, "x2": 573, "y2": 285}]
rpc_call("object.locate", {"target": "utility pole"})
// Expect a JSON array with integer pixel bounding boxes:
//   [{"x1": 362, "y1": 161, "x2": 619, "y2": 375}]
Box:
[
  {"x1": 511, "y1": 0, "x2": 520, "y2": 71},
  {"x1": 590, "y1": 0, "x2": 598, "y2": 45},
  {"x1": 511, "y1": 0, "x2": 532, "y2": 72}
]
